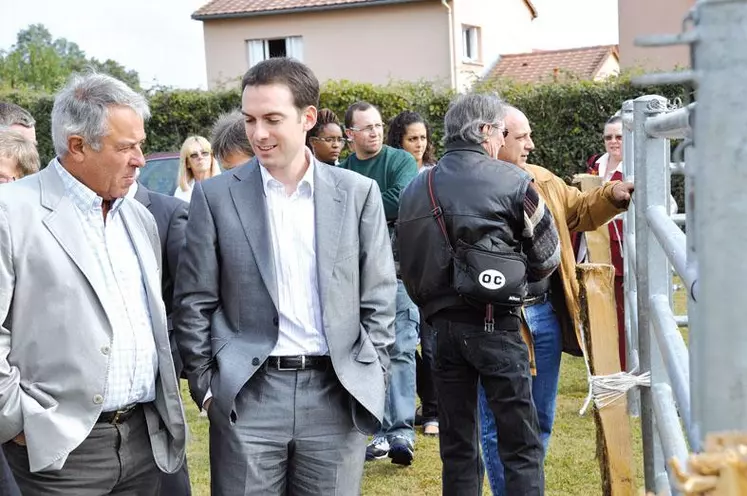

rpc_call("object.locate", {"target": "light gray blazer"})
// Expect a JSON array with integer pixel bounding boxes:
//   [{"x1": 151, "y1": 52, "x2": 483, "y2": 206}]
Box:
[
  {"x1": 173, "y1": 157, "x2": 396, "y2": 434},
  {"x1": 0, "y1": 165, "x2": 186, "y2": 473}
]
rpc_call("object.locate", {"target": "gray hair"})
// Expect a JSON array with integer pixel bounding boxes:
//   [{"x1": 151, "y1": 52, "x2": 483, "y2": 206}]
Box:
[
  {"x1": 210, "y1": 111, "x2": 253, "y2": 163},
  {"x1": 0, "y1": 102, "x2": 36, "y2": 129},
  {"x1": 51, "y1": 72, "x2": 150, "y2": 157},
  {"x1": 444, "y1": 93, "x2": 506, "y2": 145}
]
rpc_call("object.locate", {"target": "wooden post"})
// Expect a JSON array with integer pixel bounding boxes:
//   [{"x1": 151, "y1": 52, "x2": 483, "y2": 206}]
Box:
[
  {"x1": 577, "y1": 263, "x2": 636, "y2": 496},
  {"x1": 573, "y1": 174, "x2": 613, "y2": 265},
  {"x1": 668, "y1": 433, "x2": 747, "y2": 495}
]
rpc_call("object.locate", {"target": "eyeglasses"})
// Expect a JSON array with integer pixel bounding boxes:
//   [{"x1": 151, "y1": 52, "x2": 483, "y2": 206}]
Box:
[
  {"x1": 348, "y1": 123, "x2": 384, "y2": 134},
  {"x1": 310, "y1": 137, "x2": 347, "y2": 145},
  {"x1": 604, "y1": 134, "x2": 623, "y2": 142},
  {"x1": 189, "y1": 151, "x2": 211, "y2": 160}
]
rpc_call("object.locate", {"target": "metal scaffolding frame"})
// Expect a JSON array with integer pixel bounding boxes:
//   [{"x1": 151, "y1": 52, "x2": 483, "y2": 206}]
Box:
[{"x1": 622, "y1": 0, "x2": 747, "y2": 493}]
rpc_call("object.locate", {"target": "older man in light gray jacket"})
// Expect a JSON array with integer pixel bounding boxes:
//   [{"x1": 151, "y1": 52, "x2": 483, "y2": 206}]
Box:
[{"x1": 0, "y1": 72, "x2": 186, "y2": 495}]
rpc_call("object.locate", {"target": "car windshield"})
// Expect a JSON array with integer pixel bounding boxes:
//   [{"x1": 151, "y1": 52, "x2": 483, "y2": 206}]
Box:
[{"x1": 140, "y1": 157, "x2": 179, "y2": 196}]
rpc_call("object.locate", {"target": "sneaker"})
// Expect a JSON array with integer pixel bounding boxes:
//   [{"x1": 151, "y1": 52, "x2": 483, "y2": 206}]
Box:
[
  {"x1": 414, "y1": 405, "x2": 424, "y2": 426},
  {"x1": 388, "y1": 436, "x2": 414, "y2": 466},
  {"x1": 423, "y1": 420, "x2": 439, "y2": 436},
  {"x1": 365, "y1": 436, "x2": 389, "y2": 461}
]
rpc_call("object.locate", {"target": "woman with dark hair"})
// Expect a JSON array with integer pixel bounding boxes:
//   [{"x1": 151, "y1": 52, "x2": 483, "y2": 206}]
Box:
[
  {"x1": 386, "y1": 110, "x2": 436, "y2": 170},
  {"x1": 306, "y1": 108, "x2": 345, "y2": 165}
]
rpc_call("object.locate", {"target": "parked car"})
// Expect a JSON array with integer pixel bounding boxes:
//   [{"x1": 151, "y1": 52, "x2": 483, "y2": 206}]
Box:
[{"x1": 140, "y1": 152, "x2": 180, "y2": 196}]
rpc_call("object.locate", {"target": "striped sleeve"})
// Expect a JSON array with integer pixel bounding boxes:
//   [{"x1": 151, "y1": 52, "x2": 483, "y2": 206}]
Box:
[{"x1": 522, "y1": 182, "x2": 561, "y2": 281}]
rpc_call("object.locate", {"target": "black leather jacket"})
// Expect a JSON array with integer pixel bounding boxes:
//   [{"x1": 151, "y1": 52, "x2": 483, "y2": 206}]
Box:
[{"x1": 397, "y1": 141, "x2": 531, "y2": 319}]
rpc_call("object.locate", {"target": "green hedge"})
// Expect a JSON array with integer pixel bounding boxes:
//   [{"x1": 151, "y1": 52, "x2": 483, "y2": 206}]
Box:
[{"x1": 0, "y1": 76, "x2": 689, "y2": 205}]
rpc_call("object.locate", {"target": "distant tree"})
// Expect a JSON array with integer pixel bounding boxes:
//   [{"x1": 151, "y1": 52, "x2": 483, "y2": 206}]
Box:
[{"x1": 0, "y1": 24, "x2": 141, "y2": 92}]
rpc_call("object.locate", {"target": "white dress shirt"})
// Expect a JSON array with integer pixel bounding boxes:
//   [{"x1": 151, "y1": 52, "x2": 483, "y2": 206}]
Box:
[
  {"x1": 53, "y1": 160, "x2": 158, "y2": 412},
  {"x1": 260, "y1": 155, "x2": 328, "y2": 356}
]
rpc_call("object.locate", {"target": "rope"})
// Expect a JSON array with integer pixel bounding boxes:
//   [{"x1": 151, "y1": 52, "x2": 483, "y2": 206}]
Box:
[{"x1": 579, "y1": 367, "x2": 651, "y2": 415}]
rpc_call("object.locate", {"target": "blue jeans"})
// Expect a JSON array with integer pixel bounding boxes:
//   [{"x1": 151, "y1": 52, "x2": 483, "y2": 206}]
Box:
[
  {"x1": 377, "y1": 280, "x2": 419, "y2": 443},
  {"x1": 478, "y1": 300, "x2": 562, "y2": 496}
]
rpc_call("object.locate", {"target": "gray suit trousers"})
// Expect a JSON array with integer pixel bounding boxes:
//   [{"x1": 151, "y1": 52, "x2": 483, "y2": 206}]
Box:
[{"x1": 209, "y1": 364, "x2": 367, "y2": 496}]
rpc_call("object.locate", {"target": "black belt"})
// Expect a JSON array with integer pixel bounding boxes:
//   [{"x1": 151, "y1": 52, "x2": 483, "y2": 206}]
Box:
[
  {"x1": 97, "y1": 403, "x2": 141, "y2": 425},
  {"x1": 266, "y1": 355, "x2": 331, "y2": 371},
  {"x1": 523, "y1": 291, "x2": 551, "y2": 307}
]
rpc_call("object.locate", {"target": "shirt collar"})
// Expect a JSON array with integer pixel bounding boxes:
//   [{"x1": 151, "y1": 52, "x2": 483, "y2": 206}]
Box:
[
  {"x1": 259, "y1": 148, "x2": 315, "y2": 198},
  {"x1": 53, "y1": 158, "x2": 126, "y2": 215}
]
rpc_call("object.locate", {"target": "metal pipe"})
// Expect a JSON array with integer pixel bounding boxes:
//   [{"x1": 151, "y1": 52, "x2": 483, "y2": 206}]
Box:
[
  {"x1": 441, "y1": 0, "x2": 456, "y2": 90},
  {"x1": 634, "y1": 95, "x2": 670, "y2": 492},
  {"x1": 650, "y1": 295, "x2": 695, "y2": 448},
  {"x1": 632, "y1": 71, "x2": 697, "y2": 87},
  {"x1": 644, "y1": 104, "x2": 695, "y2": 140},
  {"x1": 692, "y1": 0, "x2": 747, "y2": 442},
  {"x1": 646, "y1": 206, "x2": 697, "y2": 301},
  {"x1": 675, "y1": 316, "x2": 689, "y2": 328},
  {"x1": 671, "y1": 214, "x2": 686, "y2": 226},
  {"x1": 652, "y1": 383, "x2": 690, "y2": 495}
]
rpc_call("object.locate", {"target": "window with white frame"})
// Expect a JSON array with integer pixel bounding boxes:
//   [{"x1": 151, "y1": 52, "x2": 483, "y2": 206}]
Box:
[
  {"x1": 246, "y1": 36, "x2": 304, "y2": 67},
  {"x1": 461, "y1": 25, "x2": 481, "y2": 63}
]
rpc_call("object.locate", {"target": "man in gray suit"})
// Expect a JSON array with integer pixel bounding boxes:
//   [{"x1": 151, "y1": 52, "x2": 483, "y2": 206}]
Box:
[
  {"x1": 0, "y1": 72, "x2": 186, "y2": 495},
  {"x1": 174, "y1": 57, "x2": 397, "y2": 495}
]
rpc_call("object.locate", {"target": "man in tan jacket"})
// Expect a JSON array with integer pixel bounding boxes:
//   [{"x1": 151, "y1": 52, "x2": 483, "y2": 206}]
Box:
[{"x1": 477, "y1": 105, "x2": 635, "y2": 496}]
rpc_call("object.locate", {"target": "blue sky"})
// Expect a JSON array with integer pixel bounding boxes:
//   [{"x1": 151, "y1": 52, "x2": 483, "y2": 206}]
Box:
[{"x1": 0, "y1": 0, "x2": 618, "y2": 90}]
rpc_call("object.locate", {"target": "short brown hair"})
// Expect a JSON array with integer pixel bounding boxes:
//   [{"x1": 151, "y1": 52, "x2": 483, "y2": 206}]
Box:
[
  {"x1": 0, "y1": 129, "x2": 40, "y2": 178},
  {"x1": 241, "y1": 58, "x2": 319, "y2": 111}
]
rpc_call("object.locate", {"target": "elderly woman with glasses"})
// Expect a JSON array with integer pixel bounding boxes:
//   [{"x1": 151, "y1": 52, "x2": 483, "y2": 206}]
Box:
[
  {"x1": 174, "y1": 135, "x2": 221, "y2": 202},
  {"x1": 306, "y1": 108, "x2": 345, "y2": 165}
]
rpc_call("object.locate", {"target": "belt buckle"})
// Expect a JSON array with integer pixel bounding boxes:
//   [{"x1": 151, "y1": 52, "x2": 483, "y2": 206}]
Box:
[
  {"x1": 276, "y1": 356, "x2": 306, "y2": 371},
  {"x1": 110, "y1": 404, "x2": 134, "y2": 425}
]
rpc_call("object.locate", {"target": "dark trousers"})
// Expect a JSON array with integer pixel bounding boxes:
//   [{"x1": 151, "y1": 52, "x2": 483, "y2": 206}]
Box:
[
  {"x1": 431, "y1": 316, "x2": 544, "y2": 496},
  {"x1": 0, "y1": 446, "x2": 20, "y2": 496},
  {"x1": 5, "y1": 405, "x2": 161, "y2": 496},
  {"x1": 416, "y1": 313, "x2": 438, "y2": 422}
]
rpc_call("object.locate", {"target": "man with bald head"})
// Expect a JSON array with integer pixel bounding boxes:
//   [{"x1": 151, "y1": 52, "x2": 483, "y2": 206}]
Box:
[{"x1": 476, "y1": 106, "x2": 635, "y2": 496}]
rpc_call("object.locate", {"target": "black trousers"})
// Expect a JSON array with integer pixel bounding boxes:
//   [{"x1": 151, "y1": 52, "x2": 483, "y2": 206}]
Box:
[
  {"x1": 431, "y1": 316, "x2": 544, "y2": 496},
  {"x1": 416, "y1": 311, "x2": 438, "y2": 421},
  {"x1": 0, "y1": 446, "x2": 20, "y2": 496}
]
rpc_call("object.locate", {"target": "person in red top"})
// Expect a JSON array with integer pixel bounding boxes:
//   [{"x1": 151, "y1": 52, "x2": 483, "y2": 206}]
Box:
[{"x1": 584, "y1": 115, "x2": 626, "y2": 368}]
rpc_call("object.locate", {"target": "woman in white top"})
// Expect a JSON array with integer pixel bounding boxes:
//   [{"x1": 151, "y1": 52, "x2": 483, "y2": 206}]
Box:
[{"x1": 174, "y1": 135, "x2": 221, "y2": 202}]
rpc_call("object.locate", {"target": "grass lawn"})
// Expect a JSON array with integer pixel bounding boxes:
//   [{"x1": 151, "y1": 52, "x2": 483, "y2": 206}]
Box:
[
  {"x1": 181, "y1": 285, "x2": 686, "y2": 495},
  {"x1": 180, "y1": 355, "x2": 641, "y2": 496}
]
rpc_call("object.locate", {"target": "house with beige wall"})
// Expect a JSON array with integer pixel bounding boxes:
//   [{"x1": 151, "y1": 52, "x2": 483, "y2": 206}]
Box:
[
  {"x1": 618, "y1": 0, "x2": 695, "y2": 71},
  {"x1": 192, "y1": 0, "x2": 539, "y2": 91}
]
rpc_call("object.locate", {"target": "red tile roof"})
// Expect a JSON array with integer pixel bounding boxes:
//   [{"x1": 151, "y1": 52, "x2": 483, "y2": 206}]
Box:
[
  {"x1": 486, "y1": 45, "x2": 619, "y2": 84},
  {"x1": 193, "y1": 0, "x2": 424, "y2": 19}
]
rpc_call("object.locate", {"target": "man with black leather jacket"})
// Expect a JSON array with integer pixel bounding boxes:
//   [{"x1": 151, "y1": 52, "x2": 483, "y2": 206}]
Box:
[{"x1": 397, "y1": 93, "x2": 560, "y2": 496}]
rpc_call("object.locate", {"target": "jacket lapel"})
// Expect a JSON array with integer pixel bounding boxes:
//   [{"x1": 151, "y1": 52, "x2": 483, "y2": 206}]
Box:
[
  {"x1": 229, "y1": 161, "x2": 279, "y2": 309},
  {"x1": 314, "y1": 162, "x2": 346, "y2": 303},
  {"x1": 40, "y1": 165, "x2": 115, "y2": 327}
]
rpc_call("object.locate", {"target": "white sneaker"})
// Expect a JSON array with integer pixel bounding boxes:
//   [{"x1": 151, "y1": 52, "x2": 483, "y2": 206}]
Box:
[{"x1": 365, "y1": 436, "x2": 390, "y2": 460}]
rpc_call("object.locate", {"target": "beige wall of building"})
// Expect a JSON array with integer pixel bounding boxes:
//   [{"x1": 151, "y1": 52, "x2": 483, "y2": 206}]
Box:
[
  {"x1": 451, "y1": 0, "x2": 535, "y2": 90},
  {"x1": 201, "y1": 2, "x2": 451, "y2": 90},
  {"x1": 594, "y1": 54, "x2": 621, "y2": 80},
  {"x1": 618, "y1": 0, "x2": 695, "y2": 71}
]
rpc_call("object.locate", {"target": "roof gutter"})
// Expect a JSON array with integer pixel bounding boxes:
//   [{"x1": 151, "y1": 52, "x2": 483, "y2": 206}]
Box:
[
  {"x1": 193, "y1": 0, "x2": 424, "y2": 21},
  {"x1": 441, "y1": 0, "x2": 456, "y2": 90}
]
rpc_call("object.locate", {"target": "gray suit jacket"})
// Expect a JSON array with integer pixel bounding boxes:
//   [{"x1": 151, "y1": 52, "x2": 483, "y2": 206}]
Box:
[
  {"x1": 0, "y1": 165, "x2": 186, "y2": 473},
  {"x1": 173, "y1": 158, "x2": 396, "y2": 433}
]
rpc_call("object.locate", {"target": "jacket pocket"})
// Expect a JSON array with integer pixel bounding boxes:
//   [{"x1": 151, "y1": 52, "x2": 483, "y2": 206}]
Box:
[{"x1": 354, "y1": 334, "x2": 379, "y2": 364}]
